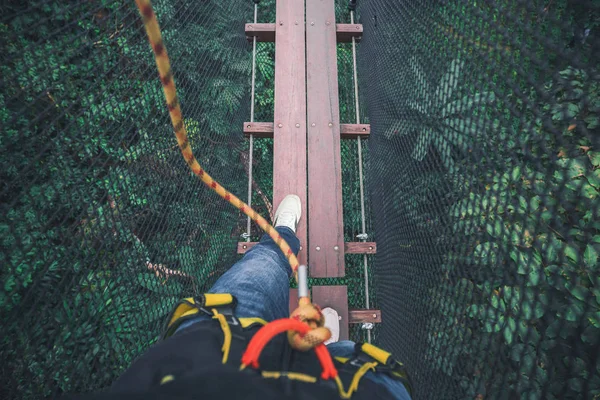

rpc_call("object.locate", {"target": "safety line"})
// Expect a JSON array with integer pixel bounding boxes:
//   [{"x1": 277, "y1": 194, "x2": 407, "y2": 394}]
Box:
[
  {"x1": 351, "y1": 10, "x2": 372, "y2": 344},
  {"x1": 246, "y1": 3, "x2": 258, "y2": 242}
]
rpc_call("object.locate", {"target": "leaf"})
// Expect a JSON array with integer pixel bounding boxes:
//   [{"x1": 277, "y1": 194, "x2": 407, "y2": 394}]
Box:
[
  {"x1": 534, "y1": 302, "x2": 545, "y2": 319},
  {"x1": 442, "y1": 91, "x2": 495, "y2": 117},
  {"x1": 527, "y1": 266, "x2": 542, "y2": 286},
  {"x1": 435, "y1": 58, "x2": 464, "y2": 103},
  {"x1": 564, "y1": 245, "x2": 580, "y2": 263},
  {"x1": 584, "y1": 244, "x2": 598, "y2": 268},
  {"x1": 589, "y1": 151, "x2": 600, "y2": 167},
  {"x1": 590, "y1": 312, "x2": 600, "y2": 328},
  {"x1": 411, "y1": 128, "x2": 433, "y2": 161},
  {"x1": 511, "y1": 166, "x2": 522, "y2": 182},
  {"x1": 557, "y1": 158, "x2": 586, "y2": 179},
  {"x1": 503, "y1": 323, "x2": 514, "y2": 344},
  {"x1": 509, "y1": 343, "x2": 526, "y2": 361},
  {"x1": 568, "y1": 284, "x2": 590, "y2": 302},
  {"x1": 581, "y1": 325, "x2": 599, "y2": 345},
  {"x1": 408, "y1": 57, "x2": 431, "y2": 107}
]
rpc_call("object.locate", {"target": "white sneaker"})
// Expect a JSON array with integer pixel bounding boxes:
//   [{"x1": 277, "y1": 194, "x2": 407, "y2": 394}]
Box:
[
  {"x1": 322, "y1": 307, "x2": 340, "y2": 345},
  {"x1": 274, "y1": 195, "x2": 301, "y2": 233}
]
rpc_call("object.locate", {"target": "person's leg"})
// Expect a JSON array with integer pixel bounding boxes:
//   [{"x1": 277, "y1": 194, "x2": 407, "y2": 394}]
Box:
[
  {"x1": 326, "y1": 340, "x2": 356, "y2": 359},
  {"x1": 208, "y1": 225, "x2": 299, "y2": 321}
]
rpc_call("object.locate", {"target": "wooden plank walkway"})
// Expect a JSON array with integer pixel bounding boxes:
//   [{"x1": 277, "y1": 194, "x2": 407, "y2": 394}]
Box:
[
  {"x1": 273, "y1": 0, "x2": 307, "y2": 265},
  {"x1": 306, "y1": 0, "x2": 345, "y2": 278},
  {"x1": 242, "y1": 0, "x2": 380, "y2": 338}
]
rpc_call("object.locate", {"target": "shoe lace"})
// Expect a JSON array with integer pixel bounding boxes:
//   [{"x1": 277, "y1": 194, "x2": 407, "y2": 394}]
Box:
[{"x1": 277, "y1": 211, "x2": 296, "y2": 227}]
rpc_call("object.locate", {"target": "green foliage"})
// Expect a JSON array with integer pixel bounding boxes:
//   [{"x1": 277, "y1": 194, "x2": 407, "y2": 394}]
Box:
[
  {"x1": 386, "y1": 57, "x2": 495, "y2": 172},
  {"x1": 425, "y1": 40, "x2": 600, "y2": 400},
  {"x1": 1, "y1": 0, "x2": 252, "y2": 397}
]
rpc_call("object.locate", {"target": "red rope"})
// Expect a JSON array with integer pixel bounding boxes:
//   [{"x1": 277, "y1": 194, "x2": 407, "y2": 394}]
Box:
[{"x1": 241, "y1": 318, "x2": 338, "y2": 380}]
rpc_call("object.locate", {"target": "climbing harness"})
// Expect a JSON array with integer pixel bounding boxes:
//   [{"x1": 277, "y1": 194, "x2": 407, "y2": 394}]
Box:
[{"x1": 161, "y1": 291, "x2": 413, "y2": 398}]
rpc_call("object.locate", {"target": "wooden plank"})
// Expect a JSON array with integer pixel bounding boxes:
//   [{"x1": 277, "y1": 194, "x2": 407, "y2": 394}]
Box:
[
  {"x1": 245, "y1": 23, "x2": 276, "y2": 42},
  {"x1": 243, "y1": 121, "x2": 275, "y2": 138},
  {"x1": 237, "y1": 241, "x2": 376, "y2": 254},
  {"x1": 306, "y1": 0, "x2": 345, "y2": 278},
  {"x1": 349, "y1": 309, "x2": 382, "y2": 324},
  {"x1": 273, "y1": 0, "x2": 307, "y2": 265},
  {"x1": 245, "y1": 23, "x2": 362, "y2": 43},
  {"x1": 312, "y1": 286, "x2": 349, "y2": 341},
  {"x1": 340, "y1": 123, "x2": 370, "y2": 139},
  {"x1": 344, "y1": 242, "x2": 377, "y2": 254},
  {"x1": 243, "y1": 122, "x2": 370, "y2": 139},
  {"x1": 335, "y1": 24, "x2": 363, "y2": 43}
]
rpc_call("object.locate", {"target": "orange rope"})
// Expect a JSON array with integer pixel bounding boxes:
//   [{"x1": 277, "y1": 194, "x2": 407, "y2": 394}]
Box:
[
  {"x1": 135, "y1": 0, "x2": 332, "y2": 356},
  {"x1": 134, "y1": 0, "x2": 299, "y2": 277}
]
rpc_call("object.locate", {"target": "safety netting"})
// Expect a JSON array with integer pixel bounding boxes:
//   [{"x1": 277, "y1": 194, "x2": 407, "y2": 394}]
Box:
[
  {"x1": 359, "y1": 0, "x2": 599, "y2": 399},
  {"x1": 1, "y1": 0, "x2": 599, "y2": 399}
]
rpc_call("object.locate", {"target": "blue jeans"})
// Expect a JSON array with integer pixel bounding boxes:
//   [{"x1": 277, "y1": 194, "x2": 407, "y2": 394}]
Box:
[{"x1": 178, "y1": 227, "x2": 411, "y2": 399}]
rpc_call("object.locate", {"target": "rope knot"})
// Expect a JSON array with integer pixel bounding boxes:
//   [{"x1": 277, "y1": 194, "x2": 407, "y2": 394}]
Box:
[{"x1": 287, "y1": 301, "x2": 332, "y2": 351}]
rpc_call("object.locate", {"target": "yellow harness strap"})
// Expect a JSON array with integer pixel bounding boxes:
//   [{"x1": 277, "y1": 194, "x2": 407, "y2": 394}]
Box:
[
  {"x1": 261, "y1": 371, "x2": 318, "y2": 383},
  {"x1": 334, "y1": 361, "x2": 378, "y2": 399},
  {"x1": 212, "y1": 309, "x2": 232, "y2": 364}
]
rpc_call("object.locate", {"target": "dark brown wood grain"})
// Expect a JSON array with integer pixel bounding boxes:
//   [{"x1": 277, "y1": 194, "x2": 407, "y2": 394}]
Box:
[
  {"x1": 312, "y1": 285, "x2": 349, "y2": 340},
  {"x1": 243, "y1": 122, "x2": 370, "y2": 139},
  {"x1": 306, "y1": 0, "x2": 345, "y2": 277},
  {"x1": 245, "y1": 23, "x2": 362, "y2": 43},
  {"x1": 349, "y1": 309, "x2": 382, "y2": 324},
  {"x1": 273, "y1": 0, "x2": 307, "y2": 265}
]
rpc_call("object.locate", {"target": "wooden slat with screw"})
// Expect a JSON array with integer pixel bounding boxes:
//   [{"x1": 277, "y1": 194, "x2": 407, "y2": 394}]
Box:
[
  {"x1": 344, "y1": 242, "x2": 377, "y2": 254},
  {"x1": 237, "y1": 241, "x2": 376, "y2": 254},
  {"x1": 245, "y1": 23, "x2": 362, "y2": 43},
  {"x1": 243, "y1": 122, "x2": 370, "y2": 139},
  {"x1": 349, "y1": 309, "x2": 382, "y2": 324}
]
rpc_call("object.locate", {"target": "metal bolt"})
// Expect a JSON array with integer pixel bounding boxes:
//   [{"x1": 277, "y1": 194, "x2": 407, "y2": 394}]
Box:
[
  {"x1": 243, "y1": 245, "x2": 247, "y2": 249},
  {"x1": 311, "y1": 123, "x2": 316, "y2": 127},
  {"x1": 295, "y1": 123, "x2": 300, "y2": 128},
  {"x1": 356, "y1": 25, "x2": 360, "y2": 30},
  {"x1": 295, "y1": 21, "x2": 298, "y2": 25},
  {"x1": 300, "y1": 246, "x2": 303, "y2": 251},
  {"x1": 334, "y1": 245, "x2": 339, "y2": 251},
  {"x1": 311, "y1": 22, "x2": 315, "y2": 26},
  {"x1": 338, "y1": 315, "x2": 342, "y2": 320},
  {"x1": 362, "y1": 127, "x2": 366, "y2": 131},
  {"x1": 247, "y1": 124, "x2": 251, "y2": 128},
  {"x1": 316, "y1": 246, "x2": 321, "y2": 251},
  {"x1": 280, "y1": 21, "x2": 284, "y2": 26},
  {"x1": 248, "y1": 25, "x2": 252, "y2": 28},
  {"x1": 373, "y1": 314, "x2": 377, "y2": 318},
  {"x1": 278, "y1": 123, "x2": 283, "y2": 128},
  {"x1": 326, "y1": 21, "x2": 330, "y2": 25},
  {"x1": 328, "y1": 122, "x2": 333, "y2": 127},
  {"x1": 369, "y1": 246, "x2": 373, "y2": 250}
]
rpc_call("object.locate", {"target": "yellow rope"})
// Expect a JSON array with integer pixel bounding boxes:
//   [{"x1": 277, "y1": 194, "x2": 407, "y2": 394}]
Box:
[
  {"x1": 212, "y1": 310, "x2": 232, "y2": 364},
  {"x1": 134, "y1": 0, "x2": 299, "y2": 277},
  {"x1": 334, "y1": 362, "x2": 378, "y2": 399}
]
